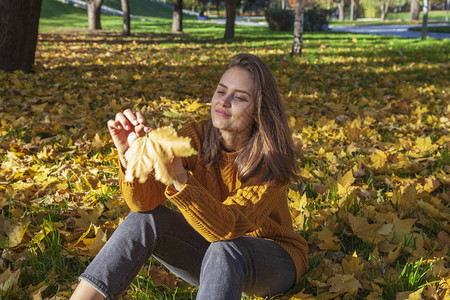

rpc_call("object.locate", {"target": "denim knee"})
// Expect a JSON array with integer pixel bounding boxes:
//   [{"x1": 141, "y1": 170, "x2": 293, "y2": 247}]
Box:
[
  {"x1": 204, "y1": 240, "x2": 247, "y2": 274},
  {"x1": 198, "y1": 240, "x2": 248, "y2": 300}
]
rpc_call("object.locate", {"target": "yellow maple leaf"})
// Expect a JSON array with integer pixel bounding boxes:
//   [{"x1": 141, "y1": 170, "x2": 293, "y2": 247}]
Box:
[
  {"x1": 290, "y1": 290, "x2": 317, "y2": 299},
  {"x1": 0, "y1": 267, "x2": 21, "y2": 292},
  {"x1": 328, "y1": 274, "x2": 362, "y2": 294},
  {"x1": 125, "y1": 126, "x2": 197, "y2": 185},
  {"x1": 392, "y1": 185, "x2": 417, "y2": 213},
  {"x1": 342, "y1": 251, "x2": 364, "y2": 275},
  {"x1": 4, "y1": 218, "x2": 30, "y2": 248},
  {"x1": 391, "y1": 216, "x2": 416, "y2": 244},
  {"x1": 337, "y1": 170, "x2": 356, "y2": 198},
  {"x1": 414, "y1": 136, "x2": 438, "y2": 153},
  {"x1": 314, "y1": 227, "x2": 341, "y2": 251},
  {"x1": 92, "y1": 133, "x2": 106, "y2": 149},
  {"x1": 383, "y1": 242, "x2": 403, "y2": 265},
  {"x1": 347, "y1": 213, "x2": 383, "y2": 244},
  {"x1": 185, "y1": 99, "x2": 203, "y2": 112},
  {"x1": 395, "y1": 288, "x2": 424, "y2": 300},
  {"x1": 74, "y1": 224, "x2": 107, "y2": 257},
  {"x1": 369, "y1": 150, "x2": 388, "y2": 171},
  {"x1": 148, "y1": 266, "x2": 179, "y2": 289}
]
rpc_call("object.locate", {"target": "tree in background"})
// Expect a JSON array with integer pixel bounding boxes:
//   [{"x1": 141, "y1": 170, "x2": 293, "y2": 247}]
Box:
[
  {"x1": 334, "y1": 0, "x2": 345, "y2": 21},
  {"x1": 351, "y1": 0, "x2": 360, "y2": 20},
  {"x1": 0, "y1": 0, "x2": 42, "y2": 72},
  {"x1": 172, "y1": 0, "x2": 183, "y2": 33},
  {"x1": 292, "y1": 0, "x2": 305, "y2": 56},
  {"x1": 410, "y1": 0, "x2": 420, "y2": 20},
  {"x1": 224, "y1": 0, "x2": 240, "y2": 39},
  {"x1": 121, "y1": 0, "x2": 131, "y2": 36},
  {"x1": 87, "y1": 0, "x2": 104, "y2": 29},
  {"x1": 379, "y1": 0, "x2": 391, "y2": 20},
  {"x1": 421, "y1": 0, "x2": 429, "y2": 39}
]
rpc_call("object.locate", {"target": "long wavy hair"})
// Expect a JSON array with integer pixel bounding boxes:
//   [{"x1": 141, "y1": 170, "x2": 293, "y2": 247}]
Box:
[{"x1": 201, "y1": 53, "x2": 297, "y2": 184}]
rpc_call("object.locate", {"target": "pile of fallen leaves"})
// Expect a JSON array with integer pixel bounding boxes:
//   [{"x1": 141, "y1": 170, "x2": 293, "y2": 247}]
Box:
[{"x1": 0, "y1": 32, "x2": 449, "y2": 299}]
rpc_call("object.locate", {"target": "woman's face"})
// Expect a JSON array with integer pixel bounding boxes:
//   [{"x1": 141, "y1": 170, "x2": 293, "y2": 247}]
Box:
[{"x1": 211, "y1": 67, "x2": 256, "y2": 141}]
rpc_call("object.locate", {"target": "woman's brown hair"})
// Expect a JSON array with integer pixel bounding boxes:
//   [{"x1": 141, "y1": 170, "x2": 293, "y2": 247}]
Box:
[{"x1": 201, "y1": 53, "x2": 297, "y2": 184}]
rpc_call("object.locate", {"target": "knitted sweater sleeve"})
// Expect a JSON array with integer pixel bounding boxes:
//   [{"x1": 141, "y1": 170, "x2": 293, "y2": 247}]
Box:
[
  {"x1": 118, "y1": 164, "x2": 167, "y2": 212},
  {"x1": 164, "y1": 177, "x2": 288, "y2": 242}
]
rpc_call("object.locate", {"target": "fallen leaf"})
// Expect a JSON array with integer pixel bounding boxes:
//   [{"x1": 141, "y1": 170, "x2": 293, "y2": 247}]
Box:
[
  {"x1": 328, "y1": 274, "x2": 362, "y2": 294},
  {"x1": 125, "y1": 126, "x2": 197, "y2": 185},
  {"x1": 0, "y1": 267, "x2": 21, "y2": 292}
]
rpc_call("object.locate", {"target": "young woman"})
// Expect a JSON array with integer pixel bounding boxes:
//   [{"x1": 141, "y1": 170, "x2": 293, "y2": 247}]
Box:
[{"x1": 70, "y1": 53, "x2": 308, "y2": 300}]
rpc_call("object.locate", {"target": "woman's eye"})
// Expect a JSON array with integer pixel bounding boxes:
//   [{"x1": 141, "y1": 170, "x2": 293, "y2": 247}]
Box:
[
  {"x1": 217, "y1": 90, "x2": 225, "y2": 94},
  {"x1": 235, "y1": 96, "x2": 246, "y2": 102}
]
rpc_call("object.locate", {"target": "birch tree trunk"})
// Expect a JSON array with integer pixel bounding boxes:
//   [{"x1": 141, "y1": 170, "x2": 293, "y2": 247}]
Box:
[
  {"x1": 380, "y1": 0, "x2": 391, "y2": 21},
  {"x1": 421, "y1": 0, "x2": 429, "y2": 40},
  {"x1": 121, "y1": 0, "x2": 130, "y2": 36},
  {"x1": 291, "y1": 0, "x2": 305, "y2": 56},
  {"x1": 337, "y1": 0, "x2": 345, "y2": 21},
  {"x1": 172, "y1": 0, "x2": 183, "y2": 33},
  {"x1": 0, "y1": 0, "x2": 42, "y2": 72},
  {"x1": 87, "y1": 0, "x2": 103, "y2": 30}
]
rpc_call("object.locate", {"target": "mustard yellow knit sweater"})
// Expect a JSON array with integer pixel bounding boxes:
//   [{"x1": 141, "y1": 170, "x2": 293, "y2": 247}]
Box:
[{"x1": 118, "y1": 120, "x2": 308, "y2": 284}]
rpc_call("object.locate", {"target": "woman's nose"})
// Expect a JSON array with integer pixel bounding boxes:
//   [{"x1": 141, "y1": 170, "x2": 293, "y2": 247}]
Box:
[{"x1": 219, "y1": 94, "x2": 232, "y2": 107}]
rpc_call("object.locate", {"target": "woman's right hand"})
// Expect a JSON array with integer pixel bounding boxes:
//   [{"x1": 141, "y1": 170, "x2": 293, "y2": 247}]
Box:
[{"x1": 107, "y1": 109, "x2": 151, "y2": 168}]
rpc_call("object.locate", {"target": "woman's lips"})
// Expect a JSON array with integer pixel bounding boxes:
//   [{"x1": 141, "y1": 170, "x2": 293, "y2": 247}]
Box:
[{"x1": 215, "y1": 109, "x2": 230, "y2": 117}]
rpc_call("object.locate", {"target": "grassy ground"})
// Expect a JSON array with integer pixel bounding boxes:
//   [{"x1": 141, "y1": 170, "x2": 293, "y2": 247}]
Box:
[
  {"x1": 329, "y1": 10, "x2": 449, "y2": 26},
  {"x1": 386, "y1": 10, "x2": 449, "y2": 20},
  {"x1": 1, "y1": 0, "x2": 450, "y2": 299},
  {"x1": 409, "y1": 25, "x2": 450, "y2": 33}
]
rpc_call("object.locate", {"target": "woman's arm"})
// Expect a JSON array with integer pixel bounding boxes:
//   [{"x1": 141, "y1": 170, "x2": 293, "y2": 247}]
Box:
[{"x1": 165, "y1": 177, "x2": 288, "y2": 242}]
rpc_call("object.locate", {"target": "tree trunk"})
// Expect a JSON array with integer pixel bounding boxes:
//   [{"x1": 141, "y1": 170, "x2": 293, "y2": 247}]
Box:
[
  {"x1": 121, "y1": 0, "x2": 130, "y2": 36},
  {"x1": 291, "y1": 0, "x2": 305, "y2": 56},
  {"x1": 0, "y1": 0, "x2": 42, "y2": 73},
  {"x1": 172, "y1": 0, "x2": 183, "y2": 33},
  {"x1": 410, "y1": 0, "x2": 420, "y2": 20},
  {"x1": 352, "y1": 0, "x2": 359, "y2": 20},
  {"x1": 380, "y1": 0, "x2": 390, "y2": 21},
  {"x1": 337, "y1": 0, "x2": 345, "y2": 21},
  {"x1": 224, "y1": 0, "x2": 239, "y2": 39},
  {"x1": 421, "y1": 0, "x2": 429, "y2": 40},
  {"x1": 87, "y1": 0, "x2": 103, "y2": 30}
]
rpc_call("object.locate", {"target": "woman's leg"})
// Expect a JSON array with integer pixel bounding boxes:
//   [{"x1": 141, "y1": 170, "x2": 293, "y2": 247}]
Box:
[
  {"x1": 196, "y1": 236, "x2": 296, "y2": 300},
  {"x1": 72, "y1": 205, "x2": 209, "y2": 300}
]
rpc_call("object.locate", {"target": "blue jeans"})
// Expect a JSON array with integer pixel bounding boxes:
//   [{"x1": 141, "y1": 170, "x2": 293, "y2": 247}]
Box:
[{"x1": 79, "y1": 206, "x2": 296, "y2": 300}]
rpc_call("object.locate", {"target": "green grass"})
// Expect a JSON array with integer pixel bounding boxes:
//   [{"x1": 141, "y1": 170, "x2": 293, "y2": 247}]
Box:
[
  {"x1": 386, "y1": 10, "x2": 449, "y2": 20},
  {"x1": 329, "y1": 19, "x2": 444, "y2": 26},
  {"x1": 329, "y1": 10, "x2": 450, "y2": 26},
  {"x1": 409, "y1": 25, "x2": 450, "y2": 33},
  {"x1": 18, "y1": 222, "x2": 88, "y2": 299},
  {"x1": 39, "y1": 0, "x2": 172, "y2": 32},
  {"x1": 102, "y1": 0, "x2": 196, "y2": 20}
]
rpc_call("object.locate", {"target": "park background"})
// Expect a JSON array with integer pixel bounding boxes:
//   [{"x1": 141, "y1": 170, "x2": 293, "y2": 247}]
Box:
[{"x1": 0, "y1": 0, "x2": 449, "y2": 299}]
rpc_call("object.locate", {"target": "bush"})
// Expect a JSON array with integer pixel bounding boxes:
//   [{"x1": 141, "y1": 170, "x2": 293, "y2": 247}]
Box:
[
  {"x1": 265, "y1": 8, "x2": 330, "y2": 32},
  {"x1": 265, "y1": 8, "x2": 295, "y2": 31}
]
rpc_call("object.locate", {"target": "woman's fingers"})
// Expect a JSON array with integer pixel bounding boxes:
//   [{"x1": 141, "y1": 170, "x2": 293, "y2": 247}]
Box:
[
  {"x1": 134, "y1": 124, "x2": 146, "y2": 137},
  {"x1": 135, "y1": 111, "x2": 145, "y2": 124},
  {"x1": 107, "y1": 119, "x2": 121, "y2": 133},
  {"x1": 123, "y1": 109, "x2": 140, "y2": 127},
  {"x1": 115, "y1": 111, "x2": 133, "y2": 131}
]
